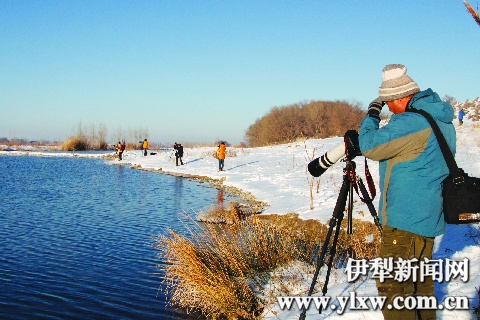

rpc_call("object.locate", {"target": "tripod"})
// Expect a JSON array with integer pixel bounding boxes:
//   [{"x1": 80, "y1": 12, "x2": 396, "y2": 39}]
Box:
[{"x1": 299, "y1": 159, "x2": 382, "y2": 320}]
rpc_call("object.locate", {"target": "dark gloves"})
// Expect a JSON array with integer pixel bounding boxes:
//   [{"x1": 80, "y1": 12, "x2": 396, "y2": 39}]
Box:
[{"x1": 367, "y1": 97, "x2": 384, "y2": 120}]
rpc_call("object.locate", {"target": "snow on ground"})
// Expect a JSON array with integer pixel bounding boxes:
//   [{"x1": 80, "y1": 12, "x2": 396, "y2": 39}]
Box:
[{"x1": 2, "y1": 119, "x2": 479, "y2": 319}]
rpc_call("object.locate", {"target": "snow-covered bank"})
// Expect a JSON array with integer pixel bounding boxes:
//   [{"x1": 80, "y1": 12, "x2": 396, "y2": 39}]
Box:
[
  {"x1": 2, "y1": 119, "x2": 479, "y2": 319},
  {"x1": 116, "y1": 121, "x2": 478, "y2": 320}
]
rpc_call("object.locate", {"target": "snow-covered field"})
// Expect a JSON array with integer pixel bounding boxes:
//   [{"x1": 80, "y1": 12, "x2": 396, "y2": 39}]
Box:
[{"x1": 2, "y1": 117, "x2": 479, "y2": 319}]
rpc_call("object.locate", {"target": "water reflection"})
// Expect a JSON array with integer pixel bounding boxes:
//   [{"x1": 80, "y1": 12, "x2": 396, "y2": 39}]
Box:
[
  {"x1": 217, "y1": 189, "x2": 224, "y2": 207},
  {"x1": 174, "y1": 176, "x2": 184, "y2": 206}
]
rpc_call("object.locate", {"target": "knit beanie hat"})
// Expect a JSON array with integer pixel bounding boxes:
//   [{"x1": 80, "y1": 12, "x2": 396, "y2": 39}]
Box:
[{"x1": 379, "y1": 64, "x2": 420, "y2": 102}]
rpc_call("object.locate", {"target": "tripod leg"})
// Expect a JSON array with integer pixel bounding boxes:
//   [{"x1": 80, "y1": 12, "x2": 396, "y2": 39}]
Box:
[
  {"x1": 319, "y1": 210, "x2": 345, "y2": 314},
  {"x1": 347, "y1": 180, "x2": 353, "y2": 235},
  {"x1": 346, "y1": 181, "x2": 354, "y2": 259},
  {"x1": 299, "y1": 175, "x2": 350, "y2": 320}
]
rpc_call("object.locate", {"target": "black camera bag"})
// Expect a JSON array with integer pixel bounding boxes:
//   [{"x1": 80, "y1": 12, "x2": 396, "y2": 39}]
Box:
[
  {"x1": 442, "y1": 169, "x2": 480, "y2": 223},
  {"x1": 409, "y1": 108, "x2": 480, "y2": 224}
]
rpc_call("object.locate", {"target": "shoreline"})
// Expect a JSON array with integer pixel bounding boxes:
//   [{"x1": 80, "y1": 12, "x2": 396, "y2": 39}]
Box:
[
  {"x1": 5, "y1": 122, "x2": 478, "y2": 225},
  {"x1": 0, "y1": 150, "x2": 270, "y2": 215},
  {"x1": 128, "y1": 163, "x2": 270, "y2": 214},
  {"x1": 0, "y1": 140, "x2": 374, "y2": 223}
]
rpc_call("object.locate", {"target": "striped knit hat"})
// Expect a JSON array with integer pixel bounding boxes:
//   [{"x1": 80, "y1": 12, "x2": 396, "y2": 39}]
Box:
[{"x1": 379, "y1": 64, "x2": 420, "y2": 101}]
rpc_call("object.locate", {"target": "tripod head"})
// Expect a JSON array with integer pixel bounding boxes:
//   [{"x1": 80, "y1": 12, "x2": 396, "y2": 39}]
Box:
[{"x1": 308, "y1": 130, "x2": 361, "y2": 177}]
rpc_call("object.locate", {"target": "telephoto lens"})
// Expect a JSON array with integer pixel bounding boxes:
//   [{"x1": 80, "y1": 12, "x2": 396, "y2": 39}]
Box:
[{"x1": 307, "y1": 142, "x2": 346, "y2": 177}]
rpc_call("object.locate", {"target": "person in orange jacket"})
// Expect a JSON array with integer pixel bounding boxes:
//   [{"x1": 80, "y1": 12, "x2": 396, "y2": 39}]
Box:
[
  {"x1": 216, "y1": 142, "x2": 226, "y2": 171},
  {"x1": 142, "y1": 139, "x2": 148, "y2": 156}
]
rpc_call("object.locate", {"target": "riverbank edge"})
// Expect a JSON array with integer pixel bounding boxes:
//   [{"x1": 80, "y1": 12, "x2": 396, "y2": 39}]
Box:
[
  {"x1": 0, "y1": 150, "x2": 270, "y2": 214},
  {"x1": 128, "y1": 163, "x2": 270, "y2": 214}
]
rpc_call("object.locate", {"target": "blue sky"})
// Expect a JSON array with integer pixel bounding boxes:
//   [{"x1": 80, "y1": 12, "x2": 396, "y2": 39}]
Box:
[{"x1": 1, "y1": 1, "x2": 479, "y2": 144}]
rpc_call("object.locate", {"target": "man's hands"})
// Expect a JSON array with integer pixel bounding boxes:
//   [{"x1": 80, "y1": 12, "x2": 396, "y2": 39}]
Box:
[
  {"x1": 367, "y1": 97, "x2": 384, "y2": 120},
  {"x1": 344, "y1": 130, "x2": 361, "y2": 159}
]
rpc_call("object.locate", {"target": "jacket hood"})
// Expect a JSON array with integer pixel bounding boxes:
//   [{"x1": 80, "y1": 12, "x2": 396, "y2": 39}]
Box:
[{"x1": 406, "y1": 88, "x2": 454, "y2": 123}]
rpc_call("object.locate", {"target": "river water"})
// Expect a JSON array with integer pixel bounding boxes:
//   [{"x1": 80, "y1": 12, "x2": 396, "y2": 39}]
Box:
[{"x1": 0, "y1": 155, "x2": 227, "y2": 319}]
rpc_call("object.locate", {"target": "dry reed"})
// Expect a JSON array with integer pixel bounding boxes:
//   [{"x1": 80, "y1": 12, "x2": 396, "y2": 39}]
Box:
[
  {"x1": 156, "y1": 206, "x2": 381, "y2": 319},
  {"x1": 61, "y1": 136, "x2": 88, "y2": 151}
]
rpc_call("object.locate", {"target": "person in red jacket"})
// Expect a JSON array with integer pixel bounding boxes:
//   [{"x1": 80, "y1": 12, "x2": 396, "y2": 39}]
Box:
[
  {"x1": 216, "y1": 142, "x2": 226, "y2": 171},
  {"x1": 116, "y1": 141, "x2": 124, "y2": 161},
  {"x1": 120, "y1": 141, "x2": 125, "y2": 157}
]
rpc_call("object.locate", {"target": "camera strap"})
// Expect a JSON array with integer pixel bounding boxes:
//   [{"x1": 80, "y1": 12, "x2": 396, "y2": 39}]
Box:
[
  {"x1": 346, "y1": 157, "x2": 376, "y2": 203},
  {"x1": 343, "y1": 136, "x2": 376, "y2": 202}
]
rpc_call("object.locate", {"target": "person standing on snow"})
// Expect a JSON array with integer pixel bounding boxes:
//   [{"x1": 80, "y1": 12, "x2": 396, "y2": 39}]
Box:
[
  {"x1": 117, "y1": 141, "x2": 124, "y2": 161},
  {"x1": 358, "y1": 64, "x2": 456, "y2": 320},
  {"x1": 121, "y1": 141, "x2": 126, "y2": 158},
  {"x1": 174, "y1": 143, "x2": 184, "y2": 166},
  {"x1": 458, "y1": 108, "x2": 465, "y2": 125},
  {"x1": 216, "y1": 142, "x2": 226, "y2": 171},
  {"x1": 142, "y1": 139, "x2": 148, "y2": 156}
]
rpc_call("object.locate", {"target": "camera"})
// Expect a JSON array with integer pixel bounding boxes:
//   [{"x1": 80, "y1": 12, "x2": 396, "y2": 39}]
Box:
[{"x1": 308, "y1": 130, "x2": 361, "y2": 177}]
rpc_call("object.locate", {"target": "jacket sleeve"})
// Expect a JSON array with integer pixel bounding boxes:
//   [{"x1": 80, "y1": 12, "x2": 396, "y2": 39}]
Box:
[{"x1": 359, "y1": 113, "x2": 431, "y2": 161}]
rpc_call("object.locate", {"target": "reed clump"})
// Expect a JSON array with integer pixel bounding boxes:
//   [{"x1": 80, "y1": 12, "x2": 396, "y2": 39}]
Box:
[
  {"x1": 159, "y1": 221, "x2": 261, "y2": 319},
  {"x1": 156, "y1": 207, "x2": 380, "y2": 319},
  {"x1": 61, "y1": 136, "x2": 88, "y2": 151},
  {"x1": 197, "y1": 202, "x2": 248, "y2": 224}
]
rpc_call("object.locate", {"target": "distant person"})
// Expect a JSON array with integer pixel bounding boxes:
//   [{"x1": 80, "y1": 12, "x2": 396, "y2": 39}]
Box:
[
  {"x1": 121, "y1": 140, "x2": 126, "y2": 156},
  {"x1": 142, "y1": 139, "x2": 148, "y2": 156},
  {"x1": 458, "y1": 108, "x2": 465, "y2": 125},
  {"x1": 117, "y1": 141, "x2": 123, "y2": 160},
  {"x1": 173, "y1": 143, "x2": 184, "y2": 166},
  {"x1": 216, "y1": 142, "x2": 226, "y2": 171}
]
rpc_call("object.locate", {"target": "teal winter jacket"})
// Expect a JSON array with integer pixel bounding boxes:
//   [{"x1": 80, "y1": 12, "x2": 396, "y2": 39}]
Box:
[{"x1": 359, "y1": 89, "x2": 456, "y2": 237}]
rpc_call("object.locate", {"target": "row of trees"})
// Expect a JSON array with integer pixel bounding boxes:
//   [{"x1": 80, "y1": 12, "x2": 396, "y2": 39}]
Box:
[
  {"x1": 61, "y1": 122, "x2": 149, "y2": 151},
  {"x1": 245, "y1": 100, "x2": 366, "y2": 147}
]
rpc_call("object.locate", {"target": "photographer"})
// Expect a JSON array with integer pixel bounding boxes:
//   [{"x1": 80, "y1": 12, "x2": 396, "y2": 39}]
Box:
[
  {"x1": 217, "y1": 142, "x2": 226, "y2": 171},
  {"x1": 358, "y1": 64, "x2": 456, "y2": 320},
  {"x1": 116, "y1": 141, "x2": 122, "y2": 160},
  {"x1": 173, "y1": 143, "x2": 184, "y2": 166},
  {"x1": 142, "y1": 139, "x2": 148, "y2": 156}
]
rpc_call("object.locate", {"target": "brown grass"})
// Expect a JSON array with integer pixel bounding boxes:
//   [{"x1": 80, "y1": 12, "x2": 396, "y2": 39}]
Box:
[
  {"x1": 197, "y1": 202, "x2": 249, "y2": 224},
  {"x1": 156, "y1": 206, "x2": 381, "y2": 319},
  {"x1": 158, "y1": 220, "x2": 261, "y2": 319},
  {"x1": 61, "y1": 136, "x2": 88, "y2": 151}
]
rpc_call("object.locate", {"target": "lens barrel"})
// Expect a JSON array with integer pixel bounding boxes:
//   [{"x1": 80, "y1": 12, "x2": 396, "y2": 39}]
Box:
[{"x1": 308, "y1": 142, "x2": 346, "y2": 177}]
